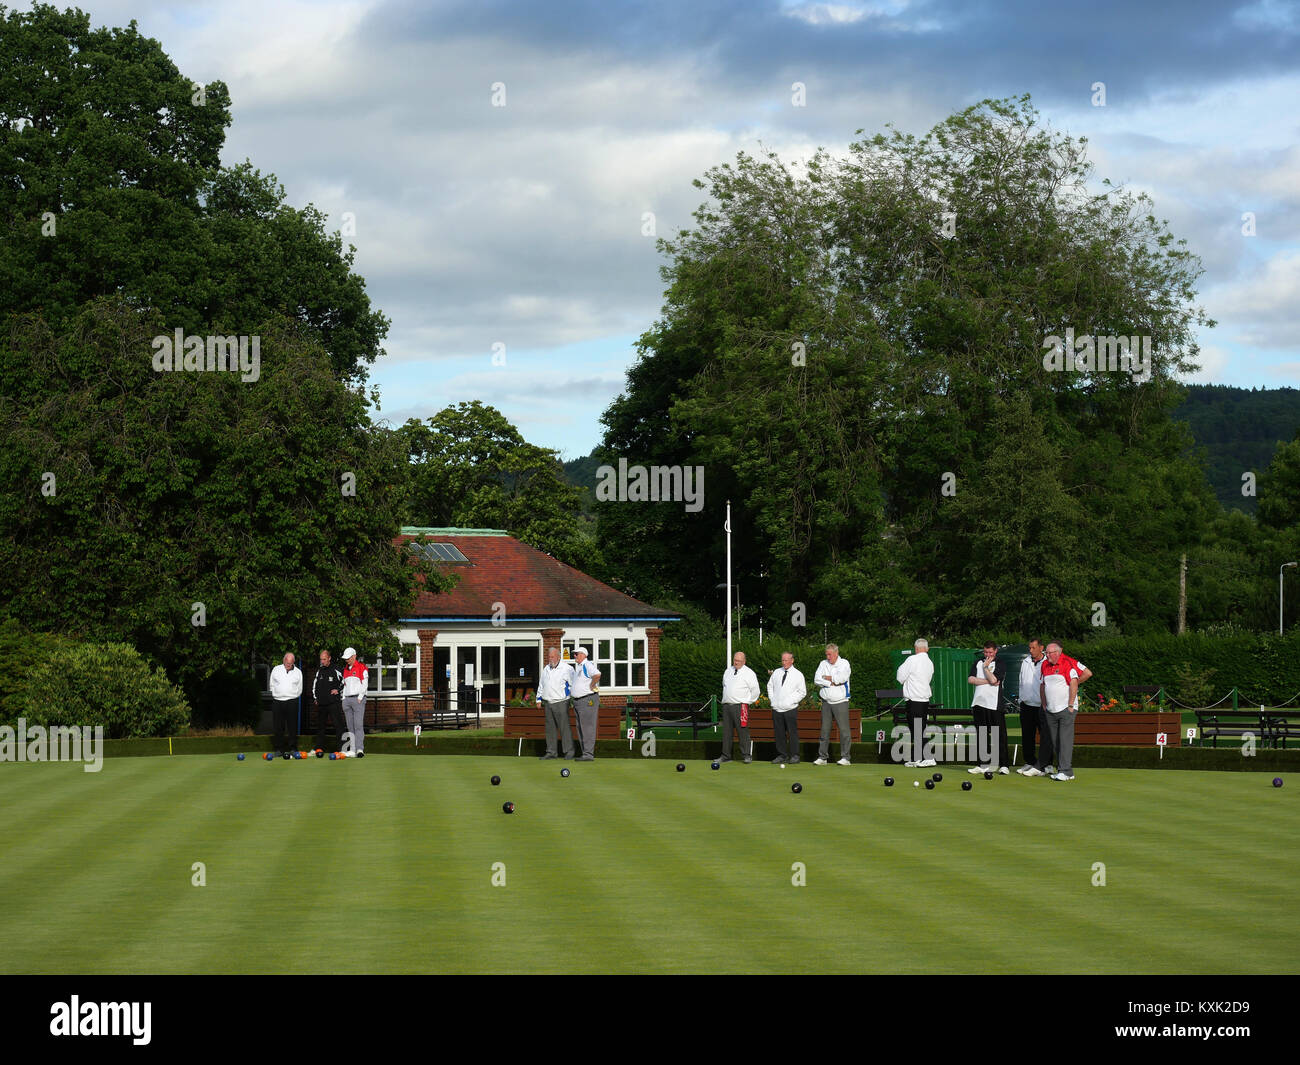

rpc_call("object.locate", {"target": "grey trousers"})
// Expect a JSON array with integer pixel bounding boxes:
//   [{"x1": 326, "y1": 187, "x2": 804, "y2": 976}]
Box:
[
  {"x1": 572, "y1": 693, "x2": 599, "y2": 757},
  {"x1": 720, "y1": 702, "x2": 751, "y2": 759},
  {"x1": 542, "y1": 698, "x2": 574, "y2": 757},
  {"x1": 1042, "y1": 709, "x2": 1074, "y2": 775},
  {"x1": 818, "y1": 699, "x2": 852, "y2": 761},
  {"x1": 342, "y1": 696, "x2": 365, "y2": 752}
]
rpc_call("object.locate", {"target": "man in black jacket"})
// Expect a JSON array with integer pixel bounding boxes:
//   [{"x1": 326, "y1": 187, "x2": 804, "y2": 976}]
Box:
[{"x1": 313, "y1": 650, "x2": 346, "y2": 753}]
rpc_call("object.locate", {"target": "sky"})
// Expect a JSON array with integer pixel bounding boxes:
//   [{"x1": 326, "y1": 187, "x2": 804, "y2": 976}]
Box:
[{"x1": 39, "y1": 0, "x2": 1300, "y2": 459}]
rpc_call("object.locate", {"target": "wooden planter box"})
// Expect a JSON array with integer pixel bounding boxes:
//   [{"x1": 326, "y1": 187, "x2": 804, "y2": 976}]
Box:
[
  {"x1": 1073, "y1": 711, "x2": 1182, "y2": 746},
  {"x1": 504, "y1": 699, "x2": 623, "y2": 740},
  {"x1": 742, "y1": 707, "x2": 862, "y2": 743}
]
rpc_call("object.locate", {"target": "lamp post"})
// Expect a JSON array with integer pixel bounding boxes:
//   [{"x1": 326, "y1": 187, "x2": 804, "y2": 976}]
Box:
[{"x1": 1282, "y1": 562, "x2": 1298, "y2": 636}]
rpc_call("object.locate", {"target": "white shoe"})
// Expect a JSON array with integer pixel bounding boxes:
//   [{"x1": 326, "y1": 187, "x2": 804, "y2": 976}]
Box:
[
  {"x1": 904, "y1": 760, "x2": 919, "y2": 768},
  {"x1": 1015, "y1": 765, "x2": 1031, "y2": 775},
  {"x1": 917, "y1": 758, "x2": 937, "y2": 768},
  {"x1": 837, "y1": 758, "x2": 851, "y2": 766},
  {"x1": 998, "y1": 766, "x2": 1010, "y2": 775},
  {"x1": 1051, "y1": 772, "x2": 1074, "y2": 781},
  {"x1": 813, "y1": 757, "x2": 828, "y2": 766},
  {"x1": 1021, "y1": 767, "x2": 1044, "y2": 777},
  {"x1": 968, "y1": 765, "x2": 987, "y2": 774}
]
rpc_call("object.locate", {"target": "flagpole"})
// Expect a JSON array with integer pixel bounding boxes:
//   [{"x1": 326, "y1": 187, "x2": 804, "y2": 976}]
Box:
[{"x1": 725, "y1": 500, "x2": 733, "y2": 667}]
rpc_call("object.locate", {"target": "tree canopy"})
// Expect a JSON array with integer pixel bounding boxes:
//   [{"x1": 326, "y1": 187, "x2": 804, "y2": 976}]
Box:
[
  {"x1": 0, "y1": 3, "x2": 387, "y2": 382},
  {"x1": 600, "y1": 95, "x2": 1226, "y2": 638}
]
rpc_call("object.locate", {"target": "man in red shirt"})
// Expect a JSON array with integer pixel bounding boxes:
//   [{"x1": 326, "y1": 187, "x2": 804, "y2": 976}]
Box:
[{"x1": 1027, "y1": 642, "x2": 1093, "y2": 780}]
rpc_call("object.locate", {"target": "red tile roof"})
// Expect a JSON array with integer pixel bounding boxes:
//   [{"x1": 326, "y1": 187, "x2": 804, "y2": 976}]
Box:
[{"x1": 398, "y1": 531, "x2": 679, "y2": 621}]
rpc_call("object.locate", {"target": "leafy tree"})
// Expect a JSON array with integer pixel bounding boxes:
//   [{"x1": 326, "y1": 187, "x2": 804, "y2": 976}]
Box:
[
  {"x1": 937, "y1": 394, "x2": 1089, "y2": 634},
  {"x1": 0, "y1": 4, "x2": 387, "y2": 381},
  {"x1": 0, "y1": 299, "x2": 445, "y2": 724},
  {"x1": 398, "y1": 401, "x2": 594, "y2": 568},
  {"x1": 602, "y1": 95, "x2": 1217, "y2": 639}
]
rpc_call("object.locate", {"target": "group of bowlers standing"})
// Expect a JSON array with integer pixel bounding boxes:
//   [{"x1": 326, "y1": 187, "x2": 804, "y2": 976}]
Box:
[
  {"x1": 714, "y1": 639, "x2": 1092, "y2": 779},
  {"x1": 896, "y1": 638, "x2": 1092, "y2": 780},
  {"x1": 717, "y1": 644, "x2": 856, "y2": 765},
  {"x1": 534, "y1": 646, "x2": 603, "y2": 760},
  {"x1": 267, "y1": 648, "x2": 371, "y2": 758}
]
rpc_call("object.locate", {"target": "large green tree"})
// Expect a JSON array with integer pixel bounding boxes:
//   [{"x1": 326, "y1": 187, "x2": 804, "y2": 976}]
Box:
[
  {"x1": 0, "y1": 3, "x2": 387, "y2": 381},
  {"x1": 0, "y1": 299, "x2": 444, "y2": 723},
  {"x1": 604, "y1": 96, "x2": 1218, "y2": 639}
]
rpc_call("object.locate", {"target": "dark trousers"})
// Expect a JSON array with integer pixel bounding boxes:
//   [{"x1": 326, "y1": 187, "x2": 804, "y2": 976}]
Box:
[
  {"x1": 1019, "y1": 703, "x2": 1044, "y2": 765},
  {"x1": 720, "y1": 702, "x2": 751, "y2": 760},
  {"x1": 772, "y1": 709, "x2": 800, "y2": 761},
  {"x1": 313, "y1": 700, "x2": 346, "y2": 751},
  {"x1": 1032, "y1": 707, "x2": 1057, "y2": 770},
  {"x1": 273, "y1": 699, "x2": 298, "y2": 753},
  {"x1": 905, "y1": 700, "x2": 929, "y2": 762},
  {"x1": 974, "y1": 705, "x2": 1010, "y2": 767}
]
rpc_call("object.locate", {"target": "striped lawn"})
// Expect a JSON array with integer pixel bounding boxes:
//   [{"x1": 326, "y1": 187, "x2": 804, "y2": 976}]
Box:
[{"x1": 0, "y1": 755, "x2": 1296, "y2": 974}]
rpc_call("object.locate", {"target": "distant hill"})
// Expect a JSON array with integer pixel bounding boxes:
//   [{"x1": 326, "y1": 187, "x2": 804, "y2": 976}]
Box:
[
  {"x1": 563, "y1": 452, "x2": 602, "y2": 490},
  {"x1": 1174, "y1": 385, "x2": 1300, "y2": 513},
  {"x1": 563, "y1": 386, "x2": 1300, "y2": 516}
]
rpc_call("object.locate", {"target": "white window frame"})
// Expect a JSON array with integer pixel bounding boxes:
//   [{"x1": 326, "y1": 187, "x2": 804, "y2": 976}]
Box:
[{"x1": 367, "y1": 643, "x2": 421, "y2": 696}]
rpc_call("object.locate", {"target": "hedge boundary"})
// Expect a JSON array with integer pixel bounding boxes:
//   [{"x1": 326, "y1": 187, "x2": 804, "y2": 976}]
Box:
[{"x1": 80, "y1": 734, "x2": 1300, "y2": 772}]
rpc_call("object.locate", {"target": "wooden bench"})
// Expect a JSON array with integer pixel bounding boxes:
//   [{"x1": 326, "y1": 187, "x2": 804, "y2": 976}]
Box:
[
  {"x1": 504, "y1": 700, "x2": 623, "y2": 741},
  {"x1": 1194, "y1": 709, "x2": 1265, "y2": 748}
]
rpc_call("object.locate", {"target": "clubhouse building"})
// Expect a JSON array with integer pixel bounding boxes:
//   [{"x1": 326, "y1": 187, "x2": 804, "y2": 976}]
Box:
[{"x1": 264, "y1": 528, "x2": 678, "y2": 727}]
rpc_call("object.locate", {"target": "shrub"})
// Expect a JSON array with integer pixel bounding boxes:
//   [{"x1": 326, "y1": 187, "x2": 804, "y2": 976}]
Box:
[{"x1": 17, "y1": 641, "x2": 190, "y2": 738}]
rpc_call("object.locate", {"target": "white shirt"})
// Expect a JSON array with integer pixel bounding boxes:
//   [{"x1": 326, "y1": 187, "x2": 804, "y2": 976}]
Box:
[
  {"x1": 341, "y1": 663, "x2": 368, "y2": 699},
  {"x1": 537, "y1": 661, "x2": 575, "y2": 703},
  {"x1": 269, "y1": 663, "x2": 302, "y2": 702},
  {"x1": 971, "y1": 658, "x2": 1001, "y2": 711},
  {"x1": 570, "y1": 657, "x2": 600, "y2": 698},
  {"x1": 896, "y1": 652, "x2": 933, "y2": 702},
  {"x1": 722, "y1": 665, "x2": 761, "y2": 705},
  {"x1": 814, "y1": 657, "x2": 851, "y2": 703},
  {"x1": 1042, "y1": 656, "x2": 1086, "y2": 713},
  {"x1": 1018, "y1": 654, "x2": 1044, "y2": 706},
  {"x1": 767, "y1": 666, "x2": 806, "y2": 713}
]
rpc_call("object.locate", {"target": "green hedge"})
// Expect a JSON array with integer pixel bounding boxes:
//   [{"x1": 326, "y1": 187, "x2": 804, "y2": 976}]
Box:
[
  {"x1": 661, "y1": 632, "x2": 1300, "y2": 708},
  {"x1": 660, "y1": 637, "x2": 902, "y2": 703},
  {"x1": 15, "y1": 640, "x2": 191, "y2": 739},
  {"x1": 1064, "y1": 631, "x2": 1300, "y2": 709}
]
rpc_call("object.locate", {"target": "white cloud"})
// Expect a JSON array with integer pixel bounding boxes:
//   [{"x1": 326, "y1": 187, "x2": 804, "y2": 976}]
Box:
[{"x1": 1207, "y1": 250, "x2": 1300, "y2": 348}]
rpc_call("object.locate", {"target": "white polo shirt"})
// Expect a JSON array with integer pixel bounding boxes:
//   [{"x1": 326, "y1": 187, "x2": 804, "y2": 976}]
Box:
[
  {"x1": 970, "y1": 657, "x2": 1001, "y2": 711},
  {"x1": 570, "y1": 657, "x2": 600, "y2": 698},
  {"x1": 1041, "y1": 654, "x2": 1086, "y2": 713},
  {"x1": 1018, "y1": 654, "x2": 1044, "y2": 706}
]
